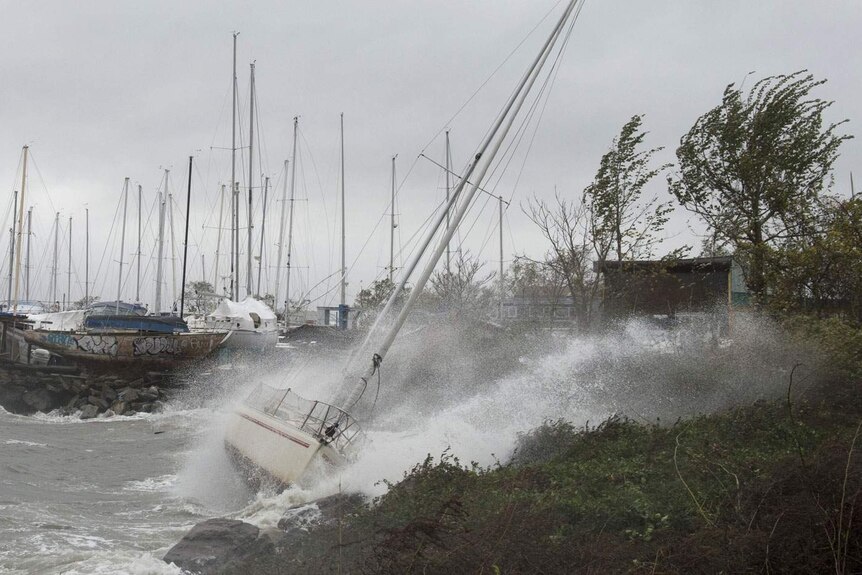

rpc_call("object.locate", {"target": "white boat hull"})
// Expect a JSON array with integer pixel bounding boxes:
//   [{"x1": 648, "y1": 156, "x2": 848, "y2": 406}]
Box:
[
  {"x1": 219, "y1": 329, "x2": 279, "y2": 351},
  {"x1": 224, "y1": 404, "x2": 343, "y2": 485}
]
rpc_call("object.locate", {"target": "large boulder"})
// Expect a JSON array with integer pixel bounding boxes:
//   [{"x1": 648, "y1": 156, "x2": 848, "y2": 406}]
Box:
[
  {"x1": 163, "y1": 518, "x2": 274, "y2": 574},
  {"x1": 79, "y1": 404, "x2": 99, "y2": 420}
]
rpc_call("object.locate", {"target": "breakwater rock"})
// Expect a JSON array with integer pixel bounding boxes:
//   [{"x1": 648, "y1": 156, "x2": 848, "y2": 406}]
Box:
[
  {"x1": 0, "y1": 359, "x2": 170, "y2": 418},
  {"x1": 164, "y1": 494, "x2": 367, "y2": 574}
]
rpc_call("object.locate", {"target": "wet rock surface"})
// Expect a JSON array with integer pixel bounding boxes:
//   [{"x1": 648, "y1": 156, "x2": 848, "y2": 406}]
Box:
[
  {"x1": 163, "y1": 518, "x2": 275, "y2": 574},
  {"x1": 0, "y1": 360, "x2": 172, "y2": 418},
  {"x1": 165, "y1": 494, "x2": 367, "y2": 574}
]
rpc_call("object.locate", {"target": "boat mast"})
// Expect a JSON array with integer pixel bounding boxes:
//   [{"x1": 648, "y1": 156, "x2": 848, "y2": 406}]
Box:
[
  {"x1": 215, "y1": 184, "x2": 225, "y2": 294},
  {"x1": 389, "y1": 155, "x2": 397, "y2": 282},
  {"x1": 117, "y1": 177, "x2": 129, "y2": 313},
  {"x1": 136, "y1": 184, "x2": 142, "y2": 303},
  {"x1": 25, "y1": 207, "x2": 31, "y2": 302},
  {"x1": 67, "y1": 216, "x2": 72, "y2": 309},
  {"x1": 230, "y1": 32, "x2": 239, "y2": 301},
  {"x1": 499, "y1": 195, "x2": 504, "y2": 321},
  {"x1": 234, "y1": 182, "x2": 240, "y2": 300},
  {"x1": 7, "y1": 189, "x2": 17, "y2": 307},
  {"x1": 246, "y1": 62, "x2": 255, "y2": 299},
  {"x1": 273, "y1": 157, "x2": 289, "y2": 315},
  {"x1": 11, "y1": 145, "x2": 27, "y2": 314},
  {"x1": 84, "y1": 208, "x2": 88, "y2": 306},
  {"x1": 256, "y1": 176, "x2": 269, "y2": 296},
  {"x1": 170, "y1": 191, "x2": 178, "y2": 310},
  {"x1": 180, "y1": 156, "x2": 193, "y2": 318},
  {"x1": 52, "y1": 212, "x2": 58, "y2": 305},
  {"x1": 345, "y1": 0, "x2": 580, "y2": 410},
  {"x1": 155, "y1": 171, "x2": 167, "y2": 313},
  {"x1": 444, "y1": 131, "x2": 452, "y2": 275},
  {"x1": 283, "y1": 119, "x2": 299, "y2": 319},
  {"x1": 340, "y1": 113, "x2": 346, "y2": 307}
]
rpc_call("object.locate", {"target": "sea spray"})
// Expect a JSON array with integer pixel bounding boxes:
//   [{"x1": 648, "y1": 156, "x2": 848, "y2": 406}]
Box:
[{"x1": 183, "y1": 314, "x2": 825, "y2": 527}]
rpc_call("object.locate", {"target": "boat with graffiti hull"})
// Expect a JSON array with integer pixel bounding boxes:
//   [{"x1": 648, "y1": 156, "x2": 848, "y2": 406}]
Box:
[{"x1": 21, "y1": 329, "x2": 230, "y2": 365}]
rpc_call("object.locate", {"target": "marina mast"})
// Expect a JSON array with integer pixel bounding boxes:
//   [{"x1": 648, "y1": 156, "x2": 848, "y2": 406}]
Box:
[
  {"x1": 340, "y1": 113, "x2": 346, "y2": 308},
  {"x1": 117, "y1": 177, "x2": 129, "y2": 313},
  {"x1": 179, "y1": 156, "x2": 193, "y2": 318},
  {"x1": 246, "y1": 62, "x2": 255, "y2": 299},
  {"x1": 214, "y1": 184, "x2": 225, "y2": 294},
  {"x1": 51, "y1": 212, "x2": 58, "y2": 306},
  {"x1": 230, "y1": 32, "x2": 239, "y2": 301},
  {"x1": 11, "y1": 145, "x2": 27, "y2": 314},
  {"x1": 136, "y1": 184, "x2": 142, "y2": 303},
  {"x1": 25, "y1": 207, "x2": 31, "y2": 302},
  {"x1": 7, "y1": 190, "x2": 18, "y2": 307},
  {"x1": 67, "y1": 216, "x2": 72, "y2": 310},
  {"x1": 273, "y1": 158, "x2": 288, "y2": 315},
  {"x1": 256, "y1": 176, "x2": 269, "y2": 296},
  {"x1": 389, "y1": 155, "x2": 397, "y2": 282},
  {"x1": 283, "y1": 119, "x2": 298, "y2": 319}
]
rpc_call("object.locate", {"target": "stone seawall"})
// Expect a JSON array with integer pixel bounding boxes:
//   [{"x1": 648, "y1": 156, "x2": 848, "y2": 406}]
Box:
[{"x1": 0, "y1": 360, "x2": 171, "y2": 418}]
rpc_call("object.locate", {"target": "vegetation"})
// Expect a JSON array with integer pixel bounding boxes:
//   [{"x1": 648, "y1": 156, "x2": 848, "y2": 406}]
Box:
[
  {"x1": 669, "y1": 70, "x2": 852, "y2": 303},
  {"x1": 523, "y1": 115, "x2": 672, "y2": 329}
]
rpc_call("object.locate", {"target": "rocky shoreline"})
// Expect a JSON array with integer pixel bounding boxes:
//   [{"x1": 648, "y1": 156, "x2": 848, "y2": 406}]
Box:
[
  {"x1": 0, "y1": 359, "x2": 172, "y2": 418},
  {"x1": 163, "y1": 494, "x2": 366, "y2": 575}
]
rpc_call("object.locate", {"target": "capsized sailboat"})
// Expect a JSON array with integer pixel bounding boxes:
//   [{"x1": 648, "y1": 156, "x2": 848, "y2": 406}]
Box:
[{"x1": 223, "y1": 0, "x2": 584, "y2": 485}]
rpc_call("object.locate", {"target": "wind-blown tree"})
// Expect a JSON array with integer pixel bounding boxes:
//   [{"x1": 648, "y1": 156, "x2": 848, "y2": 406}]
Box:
[
  {"x1": 669, "y1": 71, "x2": 852, "y2": 302},
  {"x1": 769, "y1": 195, "x2": 862, "y2": 322},
  {"x1": 585, "y1": 114, "x2": 673, "y2": 263}
]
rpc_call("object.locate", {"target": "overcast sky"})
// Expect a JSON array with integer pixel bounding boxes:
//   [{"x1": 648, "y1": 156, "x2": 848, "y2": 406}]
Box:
[{"x1": 1, "y1": 1, "x2": 860, "y2": 311}]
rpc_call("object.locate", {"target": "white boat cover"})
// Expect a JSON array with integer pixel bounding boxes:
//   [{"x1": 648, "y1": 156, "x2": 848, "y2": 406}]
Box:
[
  {"x1": 206, "y1": 297, "x2": 277, "y2": 332},
  {"x1": 27, "y1": 310, "x2": 86, "y2": 331}
]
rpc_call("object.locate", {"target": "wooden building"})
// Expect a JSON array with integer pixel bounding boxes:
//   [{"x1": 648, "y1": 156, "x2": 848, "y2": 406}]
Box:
[{"x1": 595, "y1": 256, "x2": 749, "y2": 320}]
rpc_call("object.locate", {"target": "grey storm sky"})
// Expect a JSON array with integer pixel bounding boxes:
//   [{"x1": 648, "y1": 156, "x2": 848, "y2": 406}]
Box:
[{"x1": 1, "y1": 1, "x2": 860, "y2": 309}]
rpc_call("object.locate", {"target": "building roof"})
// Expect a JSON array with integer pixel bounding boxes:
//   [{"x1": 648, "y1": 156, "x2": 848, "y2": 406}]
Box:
[{"x1": 594, "y1": 255, "x2": 734, "y2": 274}]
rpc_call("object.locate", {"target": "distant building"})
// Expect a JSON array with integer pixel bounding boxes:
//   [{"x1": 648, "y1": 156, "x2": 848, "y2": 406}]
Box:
[{"x1": 594, "y1": 256, "x2": 749, "y2": 320}]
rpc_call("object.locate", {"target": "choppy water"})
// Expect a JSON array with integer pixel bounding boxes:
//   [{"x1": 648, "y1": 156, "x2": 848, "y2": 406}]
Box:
[
  {"x1": 0, "y1": 408, "x2": 213, "y2": 574},
  {"x1": 0, "y1": 318, "x2": 814, "y2": 574}
]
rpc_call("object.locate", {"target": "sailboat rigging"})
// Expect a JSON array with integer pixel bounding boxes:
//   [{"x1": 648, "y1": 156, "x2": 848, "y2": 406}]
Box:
[{"x1": 224, "y1": 0, "x2": 584, "y2": 485}]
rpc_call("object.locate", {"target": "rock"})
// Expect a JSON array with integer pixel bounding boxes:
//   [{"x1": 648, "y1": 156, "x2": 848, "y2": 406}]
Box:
[
  {"x1": 22, "y1": 388, "x2": 55, "y2": 413},
  {"x1": 278, "y1": 493, "x2": 365, "y2": 532},
  {"x1": 101, "y1": 386, "x2": 117, "y2": 401},
  {"x1": 65, "y1": 394, "x2": 80, "y2": 409},
  {"x1": 150, "y1": 400, "x2": 165, "y2": 413},
  {"x1": 46, "y1": 383, "x2": 62, "y2": 393},
  {"x1": 128, "y1": 378, "x2": 145, "y2": 388},
  {"x1": 163, "y1": 518, "x2": 274, "y2": 574},
  {"x1": 120, "y1": 388, "x2": 139, "y2": 402},
  {"x1": 103, "y1": 409, "x2": 115, "y2": 418},
  {"x1": 88, "y1": 395, "x2": 109, "y2": 410},
  {"x1": 111, "y1": 400, "x2": 128, "y2": 416},
  {"x1": 79, "y1": 404, "x2": 99, "y2": 419}
]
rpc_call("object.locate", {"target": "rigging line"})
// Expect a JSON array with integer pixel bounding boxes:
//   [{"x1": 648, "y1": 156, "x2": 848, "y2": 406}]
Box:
[
  {"x1": 26, "y1": 152, "x2": 59, "y2": 218},
  {"x1": 463, "y1": 10, "x2": 580, "y2": 258},
  {"x1": 297, "y1": 125, "x2": 332, "y2": 273},
  {"x1": 372, "y1": 3, "x2": 566, "y2": 271},
  {"x1": 90, "y1": 182, "x2": 125, "y2": 301},
  {"x1": 415, "y1": 0, "x2": 565, "y2": 157},
  {"x1": 477, "y1": 6, "x2": 582, "y2": 262}
]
